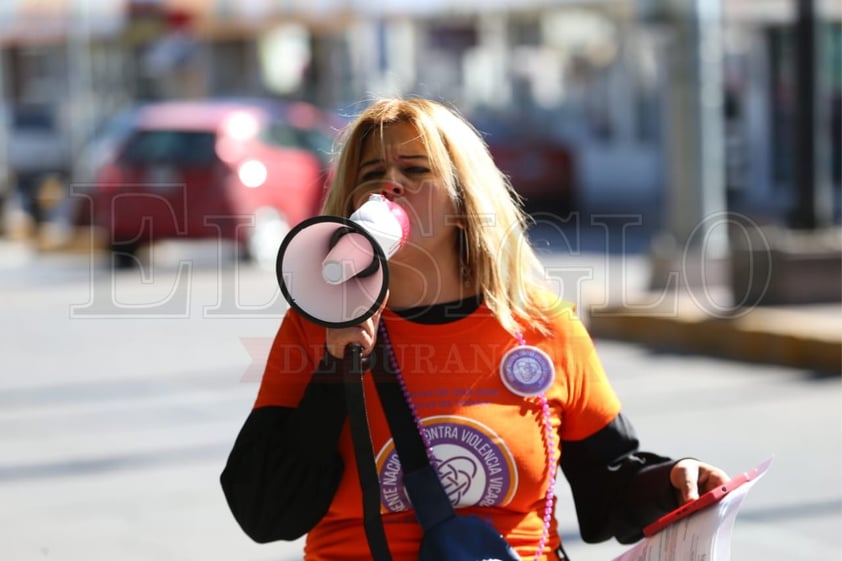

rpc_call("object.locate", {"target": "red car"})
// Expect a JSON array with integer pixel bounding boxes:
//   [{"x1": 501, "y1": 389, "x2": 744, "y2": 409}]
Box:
[
  {"x1": 470, "y1": 112, "x2": 576, "y2": 216},
  {"x1": 489, "y1": 141, "x2": 575, "y2": 215},
  {"x1": 92, "y1": 99, "x2": 338, "y2": 267}
]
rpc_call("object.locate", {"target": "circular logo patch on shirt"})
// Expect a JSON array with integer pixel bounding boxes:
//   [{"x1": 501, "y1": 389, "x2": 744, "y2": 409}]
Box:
[
  {"x1": 376, "y1": 416, "x2": 517, "y2": 513},
  {"x1": 499, "y1": 345, "x2": 554, "y2": 397}
]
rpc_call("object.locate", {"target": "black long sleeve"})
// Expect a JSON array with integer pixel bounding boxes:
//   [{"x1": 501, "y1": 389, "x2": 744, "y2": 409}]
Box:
[
  {"x1": 220, "y1": 351, "x2": 348, "y2": 543},
  {"x1": 561, "y1": 413, "x2": 680, "y2": 544}
]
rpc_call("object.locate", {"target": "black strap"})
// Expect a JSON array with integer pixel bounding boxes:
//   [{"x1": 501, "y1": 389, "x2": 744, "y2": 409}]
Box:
[{"x1": 341, "y1": 345, "x2": 393, "y2": 561}]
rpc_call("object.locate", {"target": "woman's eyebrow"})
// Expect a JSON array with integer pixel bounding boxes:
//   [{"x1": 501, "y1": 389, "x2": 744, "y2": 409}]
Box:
[
  {"x1": 359, "y1": 154, "x2": 429, "y2": 170},
  {"x1": 399, "y1": 154, "x2": 429, "y2": 163}
]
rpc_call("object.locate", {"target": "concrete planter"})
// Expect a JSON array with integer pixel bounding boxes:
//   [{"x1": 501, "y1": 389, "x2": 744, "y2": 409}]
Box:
[{"x1": 730, "y1": 225, "x2": 841, "y2": 306}]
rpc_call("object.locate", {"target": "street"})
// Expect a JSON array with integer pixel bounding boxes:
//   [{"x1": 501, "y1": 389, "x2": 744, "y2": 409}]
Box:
[{"x1": 1, "y1": 242, "x2": 840, "y2": 561}]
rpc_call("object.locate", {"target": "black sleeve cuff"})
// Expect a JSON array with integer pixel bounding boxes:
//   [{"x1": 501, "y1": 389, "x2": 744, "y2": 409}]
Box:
[
  {"x1": 560, "y1": 413, "x2": 678, "y2": 544},
  {"x1": 613, "y1": 460, "x2": 680, "y2": 543}
]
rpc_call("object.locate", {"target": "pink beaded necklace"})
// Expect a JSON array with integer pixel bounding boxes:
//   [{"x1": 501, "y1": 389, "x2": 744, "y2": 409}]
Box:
[{"x1": 379, "y1": 323, "x2": 559, "y2": 561}]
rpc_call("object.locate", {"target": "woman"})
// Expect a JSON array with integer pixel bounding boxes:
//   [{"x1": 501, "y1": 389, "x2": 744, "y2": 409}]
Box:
[{"x1": 220, "y1": 97, "x2": 728, "y2": 560}]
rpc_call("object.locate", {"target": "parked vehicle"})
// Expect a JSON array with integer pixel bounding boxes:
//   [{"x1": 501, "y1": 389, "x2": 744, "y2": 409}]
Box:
[
  {"x1": 488, "y1": 139, "x2": 575, "y2": 214},
  {"x1": 73, "y1": 105, "x2": 143, "y2": 187},
  {"x1": 68, "y1": 104, "x2": 144, "y2": 229},
  {"x1": 91, "y1": 98, "x2": 338, "y2": 268},
  {"x1": 470, "y1": 111, "x2": 576, "y2": 216},
  {"x1": 1, "y1": 103, "x2": 70, "y2": 226}
]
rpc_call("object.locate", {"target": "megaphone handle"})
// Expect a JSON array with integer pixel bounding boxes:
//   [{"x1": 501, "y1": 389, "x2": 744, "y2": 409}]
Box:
[{"x1": 345, "y1": 344, "x2": 365, "y2": 376}]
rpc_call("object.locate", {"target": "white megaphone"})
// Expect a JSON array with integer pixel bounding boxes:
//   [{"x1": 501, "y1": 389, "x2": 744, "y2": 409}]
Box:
[{"x1": 275, "y1": 194, "x2": 410, "y2": 328}]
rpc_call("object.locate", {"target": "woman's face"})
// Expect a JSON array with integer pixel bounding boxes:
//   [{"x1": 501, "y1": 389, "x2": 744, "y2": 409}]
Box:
[{"x1": 351, "y1": 121, "x2": 459, "y2": 265}]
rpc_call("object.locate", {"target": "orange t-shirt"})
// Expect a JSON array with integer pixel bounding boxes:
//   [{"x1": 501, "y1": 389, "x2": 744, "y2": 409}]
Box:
[{"x1": 254, "y1": 299, "x2": 621, "y2": 560}]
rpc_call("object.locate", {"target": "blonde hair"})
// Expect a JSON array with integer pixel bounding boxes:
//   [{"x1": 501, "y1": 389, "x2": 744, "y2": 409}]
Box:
[{"x1": 323, "y1": 98, "x2": 558, "y2": 335}]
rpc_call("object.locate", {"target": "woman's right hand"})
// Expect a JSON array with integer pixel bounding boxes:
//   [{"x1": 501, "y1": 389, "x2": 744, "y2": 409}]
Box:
[{"x1": 325, "y1": 294, "x2": 388, "y2": 359}]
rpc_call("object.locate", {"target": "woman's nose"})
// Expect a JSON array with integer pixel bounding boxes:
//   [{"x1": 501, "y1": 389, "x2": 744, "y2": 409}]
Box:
[{"x1": 380, "y1": 180, "x2": 405, "y2": 200}]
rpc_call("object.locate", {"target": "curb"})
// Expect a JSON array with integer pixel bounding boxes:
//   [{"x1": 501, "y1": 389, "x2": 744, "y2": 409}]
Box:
[
  {"x1": 1, "y1": 225, "x2": 105, "y2": 255},
  {"x1": 586, "y1": 300, "x2": 842, "y2": 375}
]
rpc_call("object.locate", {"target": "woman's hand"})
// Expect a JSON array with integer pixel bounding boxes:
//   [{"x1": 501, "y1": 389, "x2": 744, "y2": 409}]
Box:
[
  {"x1": 670, "y1": 459, "x2": 730, "y2": 503},
  {"x1": 325, "y1": 293, "x2": 388, "y2": 359}
]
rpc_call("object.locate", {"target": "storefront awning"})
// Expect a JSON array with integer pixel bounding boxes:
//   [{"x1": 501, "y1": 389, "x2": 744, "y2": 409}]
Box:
[
  {"x1": 0, "y1": 0, "x2": 124, "y2": 45},
  {"x1": 0, "y1": 0, "x2": 837, "y2": 46}
]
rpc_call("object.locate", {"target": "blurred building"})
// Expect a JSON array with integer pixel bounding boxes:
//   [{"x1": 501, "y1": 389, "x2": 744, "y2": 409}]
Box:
[{"x1": 0, "y1": 0, "x2": 839, "y2": 231}]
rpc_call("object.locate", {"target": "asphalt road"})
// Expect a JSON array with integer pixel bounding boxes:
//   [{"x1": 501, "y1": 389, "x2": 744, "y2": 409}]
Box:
[{"x1": 1, "y1": 243, "x2": 839, "y2": 561}]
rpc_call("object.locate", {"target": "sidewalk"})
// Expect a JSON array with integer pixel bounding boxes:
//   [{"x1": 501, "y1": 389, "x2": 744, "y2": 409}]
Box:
[{"x1": 585, "y1": 289, "x2": 842, "y2": 375}]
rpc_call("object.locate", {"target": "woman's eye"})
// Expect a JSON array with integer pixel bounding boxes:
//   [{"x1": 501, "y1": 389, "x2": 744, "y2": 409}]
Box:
[
  {"x1": 404, "y1": 166, "x2": 429, "y2": 175},
  {"x1": 360, "y1": 170, "x2": 384, "y2": 181}
]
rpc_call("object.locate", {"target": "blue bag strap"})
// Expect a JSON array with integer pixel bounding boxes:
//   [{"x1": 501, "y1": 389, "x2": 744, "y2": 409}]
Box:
[{"x1": 370, "y1": 340, "x2": 457, "y2": 531}]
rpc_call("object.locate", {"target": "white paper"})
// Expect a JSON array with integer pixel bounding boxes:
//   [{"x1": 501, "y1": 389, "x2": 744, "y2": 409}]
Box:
[{"x1": 611, "y1": 458, "x2": 773, "y2": 561}]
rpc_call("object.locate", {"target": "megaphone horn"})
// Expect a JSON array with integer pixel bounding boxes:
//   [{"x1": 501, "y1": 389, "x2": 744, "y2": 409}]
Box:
[{"x1": 275, "y1": 195, "x2": 409, "y2": 328}]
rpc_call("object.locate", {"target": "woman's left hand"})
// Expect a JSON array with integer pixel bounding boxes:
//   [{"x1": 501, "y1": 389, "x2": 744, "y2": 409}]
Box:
[{"x1": 670, "y1": 459, "x2": 730, "y2": 503}]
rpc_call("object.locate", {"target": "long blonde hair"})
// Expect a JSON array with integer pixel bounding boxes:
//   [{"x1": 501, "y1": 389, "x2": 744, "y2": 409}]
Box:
[{"x1": 323, "y1": 98, "x2": 559, "y2": 335}]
